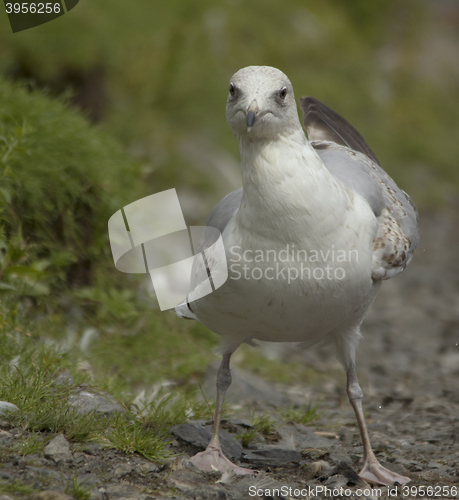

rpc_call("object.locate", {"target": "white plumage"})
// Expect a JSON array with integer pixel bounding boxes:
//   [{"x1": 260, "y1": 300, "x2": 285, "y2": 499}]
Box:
[{"x1": 176, "y1": 66, "x2": 419, "y2": 485}]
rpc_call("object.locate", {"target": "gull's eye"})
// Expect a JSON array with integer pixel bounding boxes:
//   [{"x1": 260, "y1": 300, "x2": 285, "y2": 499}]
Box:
[
  {"x1": 229, "y1": 82, "x2": 236, "y2": 97},
  {"x1": 279, "y1": 87, "x2": 288, "y2": 100}
]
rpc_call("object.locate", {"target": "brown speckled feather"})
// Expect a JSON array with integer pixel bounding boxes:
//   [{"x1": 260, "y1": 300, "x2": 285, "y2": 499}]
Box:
[{"x1": 300, "y1": 97, "x2": 419, "y2": 280}]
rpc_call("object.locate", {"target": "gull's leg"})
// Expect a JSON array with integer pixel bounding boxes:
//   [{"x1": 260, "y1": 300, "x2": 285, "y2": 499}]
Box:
[
  {"x1": 346, "y1": 362, "x2": 410, "y2": 486},
  {"x1": 190, "y1": 352, "x2": 255, "y2": 475}
]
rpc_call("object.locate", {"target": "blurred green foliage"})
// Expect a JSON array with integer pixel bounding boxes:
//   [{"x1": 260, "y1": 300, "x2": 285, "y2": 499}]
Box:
[
  {"x1": 0, "y1": 78, "x2": 215, "y2": 401},
  {"x1": 0, "y1": 78, "x2": 142, "y2": 299},
  {"x1": 0, "y1": 79, "x2": 219, "y2": 405},
  {"x1": 0, "y1": 0, "x2": 458, "y2": 208}
]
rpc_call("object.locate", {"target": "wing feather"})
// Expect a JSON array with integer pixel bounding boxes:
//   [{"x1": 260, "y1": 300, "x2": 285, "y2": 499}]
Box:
[
  {"x1": 300, "y1": 96, "x2": 381, "y2": 166},
  {"x1": 300, "y1": 97, "x2": 419, "y2": 280}
]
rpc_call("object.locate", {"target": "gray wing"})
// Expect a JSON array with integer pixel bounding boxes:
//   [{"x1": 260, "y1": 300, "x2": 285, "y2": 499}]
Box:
[
  {"x1": 192, "y1": 188, "x2": 243, "y2": 254},
  {"x1": 176, "y1": 189, "x2": 243, "y2": 320},
  {"x1": 300, "y1": 96, "x2": 419, "y2": 280},
  {"x1": 300, "y1": 97, "x2": 381, "y2": 166},
  {"x1": 205, "y1": 188, "x2": 243, "y2": 233}
]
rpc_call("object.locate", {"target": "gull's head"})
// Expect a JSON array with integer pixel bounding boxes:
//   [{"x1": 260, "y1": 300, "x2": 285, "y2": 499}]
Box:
[{"x1": 226, "y1": 66, "x2": 302, "y2": 141}]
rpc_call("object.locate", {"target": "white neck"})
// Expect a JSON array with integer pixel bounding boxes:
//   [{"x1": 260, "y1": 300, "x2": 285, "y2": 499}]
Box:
[{"x1": 235, "y1": 129, "x2": 350, "y2": 245}]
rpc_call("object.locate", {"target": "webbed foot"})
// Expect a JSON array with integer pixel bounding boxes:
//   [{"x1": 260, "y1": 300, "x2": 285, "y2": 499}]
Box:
[
  {"x1": 359, "y1": 458, "x2": 410, "y2": 486},
  {"x1": 190, "y1": 446, "x2": 255, "y2": 475}
]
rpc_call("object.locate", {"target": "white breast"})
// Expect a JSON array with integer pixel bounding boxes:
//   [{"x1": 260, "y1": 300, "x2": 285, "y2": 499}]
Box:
[{"x1": 190, "y1": 136, "x2": 378, "y2": 353}]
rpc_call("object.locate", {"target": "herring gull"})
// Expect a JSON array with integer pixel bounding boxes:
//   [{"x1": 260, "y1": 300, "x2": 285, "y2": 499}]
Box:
[{"x1": 175, "y1": 66, "x2": 419, "y2": 486}]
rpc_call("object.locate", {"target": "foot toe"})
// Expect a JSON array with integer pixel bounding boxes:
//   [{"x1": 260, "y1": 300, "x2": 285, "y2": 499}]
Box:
[
  {"x1": 190, "y1": 447, "x2": 255, "y2": 475},
  {"x1": 359, "y1": 460, "x2": 410, "y2": 486}
]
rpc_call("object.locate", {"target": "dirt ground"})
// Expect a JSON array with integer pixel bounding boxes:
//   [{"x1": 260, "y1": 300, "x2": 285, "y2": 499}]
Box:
[{"x1": 1, "y1": 207, "x2": 458, "y2": 499}]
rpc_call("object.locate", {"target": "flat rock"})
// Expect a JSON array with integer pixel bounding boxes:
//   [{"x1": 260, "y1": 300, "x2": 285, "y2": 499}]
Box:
[
  {"x1": 55, "y1": 370, "x2": 75, "y2": 386},
  {"x1": 79, "y1": 441, "x2": 103, "y2": 454},
  {"x1": 203, "y1": 362, "x2": 291, "y2": 407},
  {"x1": 171, "y1": 422, "x2": 243, "y2": 459},
  {"x1": 329, "y1": 461, "x2": 362, "y2": 485},
  {"x1": 225, "y1": 418, "x2": 252, "y2": 428},
  {"x1": 166, "y1": 468, "x2": 209, "y2": 491},
  {"x1": 68, "y1": 389, "x2": 123, "y2": 416},
  {"x1": 0, "y1": 401, "x2": 19, "y2": 417},
  {"x1": 78, "y1": 473, "x2": 101, "y2": 487},
  {"x1": 243, "y1": 448, "x2": 302, "y2": 465},
  {"x1": 44, "y1": 435, "x2": 73, "y2": 464},
  {"x1": 113, "y1": 463, "x2": 133, "y2": 478}
]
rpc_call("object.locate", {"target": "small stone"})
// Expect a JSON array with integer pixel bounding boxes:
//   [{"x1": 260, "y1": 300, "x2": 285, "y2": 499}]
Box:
[
  {"x1": 167, "y1": 468, "x2": 210, "y2": 492},
  {"x1": 77, "y1": 473, "x2": 100, "y2": 487},
  {"x1": 324, "y1": 474, "x2": 349, "y2": 488},
  {"x1": 55, "y1": 370, "x2": 75, "y2": 386},
  {"x1": 25, "y1": 466, "x2": 61, "y2": 480},
  {"x1": 68, "y1": 389, "x2": 123, "y2": 416},
  {"x1": 74, "y1": 453, "x2": 86, "y2": 464},
  {"x1": 0, "y1": 429, "x2": 13, "y2": 446},
  {"x1": 225, "y1": 418, "x2": 252, "y2": 428},
  {"x1": 44, "y1": 435, "x2": 73, "y2": 464},
  {"x1": 180, "y1": 458, "x2": 198, "y2": 471},
  {"x1": 80, "y1": 442, "x2": 103, "y2": 454},
  {"x1": 0, "y1": 401, "x2": 19, "y2": 417},
  {"x1": 113, "y1": 463, "x2": 133, "y2": 478},
  {"x1": 329, "y1": 461, "x2": 361, "y2": 485},
  {"x1": 171, "y1": 422, "x2": 243, "y2": 459},
  {"x1": 90, "y1": 488, "x2": 106, "y2": 500}
]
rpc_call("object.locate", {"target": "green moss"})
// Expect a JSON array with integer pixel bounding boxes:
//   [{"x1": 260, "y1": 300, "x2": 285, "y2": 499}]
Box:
[
  {"x1": 89, "y1": 311, "x2": 219, "y2": 397},
  {"x1": 102, "y1": 413, "x2": 172, "y2": 462},
  {"x1": 0, "y1": 78, "x2": 142, "y2": 299},
  {"x1": 0, "y1": 478, "x2": 37, "y2": 496},
  {"x1": 278, "y1": 400, "x2": 323, "y2": 426}
]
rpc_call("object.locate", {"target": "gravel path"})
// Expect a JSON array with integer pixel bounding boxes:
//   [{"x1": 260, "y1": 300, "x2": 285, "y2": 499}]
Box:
[{"x1": 1, "y1": 208, "x2": 458, "y2": 499}]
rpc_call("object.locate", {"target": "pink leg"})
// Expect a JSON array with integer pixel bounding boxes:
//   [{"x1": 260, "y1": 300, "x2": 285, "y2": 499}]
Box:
[
  {"x1": 347, "y1": 363, "x2": 410, "y2": 486},
  {"x1": 190, "y1": 353, "x2": 255, "y2": 475}
]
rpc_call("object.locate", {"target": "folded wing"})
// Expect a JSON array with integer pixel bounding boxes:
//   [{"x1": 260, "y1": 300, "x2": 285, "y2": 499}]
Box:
[{"x1": 300, "y1": 96, "x2": 419, "y2": 280}]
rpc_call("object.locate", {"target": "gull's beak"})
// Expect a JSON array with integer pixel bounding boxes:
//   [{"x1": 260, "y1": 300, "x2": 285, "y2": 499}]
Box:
[{"x1": 246, "y1": 99, "x2": 259, "y2": 132}]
